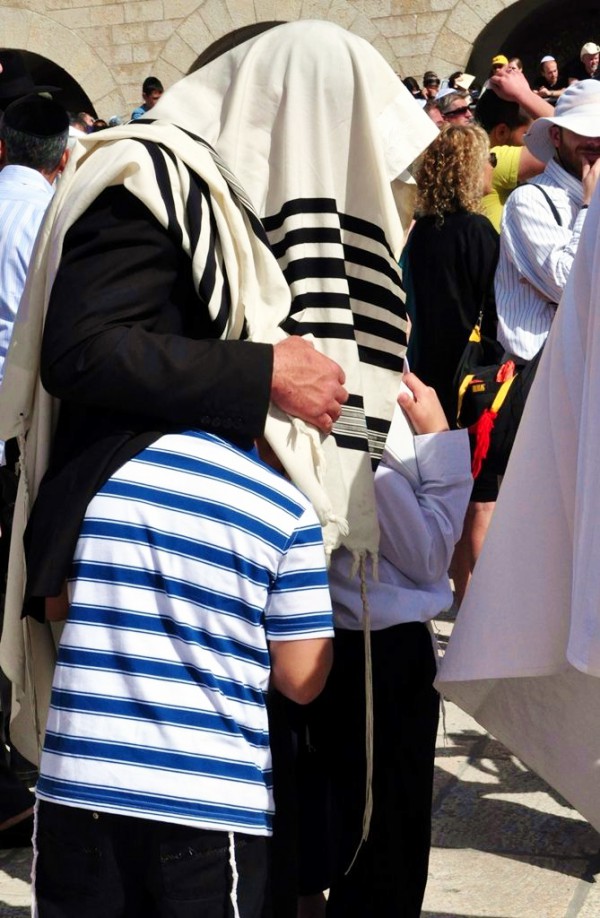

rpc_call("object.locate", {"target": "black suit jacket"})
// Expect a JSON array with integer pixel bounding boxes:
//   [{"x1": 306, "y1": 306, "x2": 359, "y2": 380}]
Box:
[{"x1": 24, "y1": 186, "x2": 273, "y2": 618}]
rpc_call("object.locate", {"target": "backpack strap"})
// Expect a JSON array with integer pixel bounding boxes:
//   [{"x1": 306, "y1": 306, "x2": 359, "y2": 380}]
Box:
[{"x1": 526, "y1": 183, "x2": 563, "y2": 226}]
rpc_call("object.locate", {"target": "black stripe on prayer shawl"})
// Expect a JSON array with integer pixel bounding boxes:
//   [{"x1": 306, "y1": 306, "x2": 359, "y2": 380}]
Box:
[
  {"x1": 185, "y1": 168, "x2": 230, "y2": 339},
  {"x1": 262, "y1": 197, "x2": 341, "y2": 231},
  {"x1": 133, "y1": 139, "x2": 182, "y2": 247},
  {"x1": 285, "y1": 292, "x2": 352, "y2": 319},
  {"x1": 171, "y1": 124, "x2": 273, "y2": 247},
  {"x1": 332, "y1": 394, "x2": 369, "y2": 453},
  {"x1": 133, "y1": 136, "x2": 230, "y2": 339},
  {"x1": 269, "y1": 226, "x2": 343, "y2": 260},
  {"x1": 340, "y1": 213, "x2": 395, "y2": 260}
]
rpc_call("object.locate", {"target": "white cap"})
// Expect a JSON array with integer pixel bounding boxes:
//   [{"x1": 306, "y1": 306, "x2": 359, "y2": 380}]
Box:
[
  {"x1": 524, "y1": 80, "x2": 600, "y2": 162},
  {"x1": 540, "y1": 55, "x2": 556, "y2": 64}
]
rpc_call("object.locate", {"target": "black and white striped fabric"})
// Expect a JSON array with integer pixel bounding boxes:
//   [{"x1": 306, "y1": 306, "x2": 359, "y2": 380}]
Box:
[
  {"x1": 264, "y1": 197, "x2": 408, "y2": 465},
  {"x1": 156, "y1": 19, "x2": 438, "y2": 557}
]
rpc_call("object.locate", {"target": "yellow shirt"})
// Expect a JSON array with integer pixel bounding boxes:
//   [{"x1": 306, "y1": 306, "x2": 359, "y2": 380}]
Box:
[{"x1": 480, "y1": 145, "x2": 521, "y2": 232}]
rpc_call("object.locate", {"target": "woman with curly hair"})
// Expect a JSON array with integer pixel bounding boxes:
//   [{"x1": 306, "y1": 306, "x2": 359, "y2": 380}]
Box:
[{"x1": 402, "y1": 123, "x2": 498, "y2": 603}]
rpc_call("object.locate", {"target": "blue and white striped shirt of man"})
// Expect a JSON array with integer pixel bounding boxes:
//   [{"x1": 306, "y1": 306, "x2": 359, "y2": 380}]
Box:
[{"x1": 495, "y1": 157, "x2": 587, "y2": 361}]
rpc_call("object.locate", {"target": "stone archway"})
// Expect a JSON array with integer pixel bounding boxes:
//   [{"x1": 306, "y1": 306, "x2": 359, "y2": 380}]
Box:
[
  {"x1": 157, "y1": 0, "x2": 400, "y2": 85},
  {"x1": 467, "y1": 0, "x2": 600, "y2": 85},
  {"x1": 1, "y1": 6, "x2": 126, "y2": 117}
]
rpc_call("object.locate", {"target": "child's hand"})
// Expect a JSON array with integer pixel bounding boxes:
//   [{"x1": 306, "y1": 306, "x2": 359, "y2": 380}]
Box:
[{"x1": 397, "y1": 373, "x2": 450, "y2": 435}]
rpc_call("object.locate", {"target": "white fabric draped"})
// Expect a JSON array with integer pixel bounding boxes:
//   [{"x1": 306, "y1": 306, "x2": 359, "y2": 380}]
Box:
[{"x1": 437, "y1": 179, "x2": 600, "y2": 830}]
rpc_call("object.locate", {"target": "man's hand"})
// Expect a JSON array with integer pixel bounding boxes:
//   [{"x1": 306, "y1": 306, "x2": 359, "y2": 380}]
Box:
[
  {"x1": 271, "y1": 337, "x2": 348, "y2": 433},
  {"x1": 582, "y1": 156, "x2": 600, "y2": 205},
  {"x1": 489, "y1": 67, "x2": 554, "y2": 117},
  {"x1": 397, "y1": 372, "x2": 449, "y2": 435}
]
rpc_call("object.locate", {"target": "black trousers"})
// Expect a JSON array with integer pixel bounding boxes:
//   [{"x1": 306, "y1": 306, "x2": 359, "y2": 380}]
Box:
[
  {"x1": 34, "y1": 801, "x2": 269, "y2": 918},
  {"x1": 297, "y1": 622, "x2": 440, "y2": 918}
]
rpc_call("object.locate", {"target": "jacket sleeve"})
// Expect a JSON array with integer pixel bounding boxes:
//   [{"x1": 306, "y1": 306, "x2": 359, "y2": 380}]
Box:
[
  {"x1": 41, "y1": 186, "x2": 273, "y2": 441},
  {"x1": 376, "y1": 429, "x2": 472, "y2": 585}
]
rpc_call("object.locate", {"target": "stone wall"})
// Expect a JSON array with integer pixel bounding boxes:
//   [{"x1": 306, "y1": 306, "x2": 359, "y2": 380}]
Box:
[{"x1": 1, "y1": 0, "x2": 520, "y2": 118}]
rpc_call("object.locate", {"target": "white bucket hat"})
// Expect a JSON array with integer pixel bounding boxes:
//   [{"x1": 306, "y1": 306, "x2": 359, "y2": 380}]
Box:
[
  {"x1": 524, "y1": 80, "x2": 600, "y2": 162},
  {"x1": 581, "y1": 42, "x2": 600, "y2": 60}
]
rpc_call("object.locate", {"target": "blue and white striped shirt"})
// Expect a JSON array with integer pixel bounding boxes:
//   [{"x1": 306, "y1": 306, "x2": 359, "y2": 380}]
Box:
[
  {"x1": 495, "y1": 158, "x2": 586, "y2": 360},
  {"x1": 37, "y1": 431, "x2": 333, "y2": 835}
]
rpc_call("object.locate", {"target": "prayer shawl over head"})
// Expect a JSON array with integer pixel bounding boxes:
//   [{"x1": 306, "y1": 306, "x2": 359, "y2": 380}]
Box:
[
  {"x1": 437, "y1": 180, "x2": 600, "y2": 832},
  {"x1": 151, "y1": 19, "x2": 438, "y2": 556},
  {"x1": 0, "y1": 20, "x2": 436, "y2": 761}
]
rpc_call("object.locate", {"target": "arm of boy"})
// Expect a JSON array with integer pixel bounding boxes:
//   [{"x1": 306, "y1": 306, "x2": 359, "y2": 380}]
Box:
[
  {"x1": 377, "y1": 373, "x2": 472, "y2": 584},
  {"x1": 269, "y1": 638, "x2": 333, "y2": 705}
]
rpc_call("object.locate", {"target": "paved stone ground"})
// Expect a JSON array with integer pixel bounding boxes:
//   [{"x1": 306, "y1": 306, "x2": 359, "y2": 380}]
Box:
[
  {"x1": 422, "y1": 616, "x2": 600, "y2": 918},
  {"x1": 0, "y1": 618, "x2": 598, "y2": 916}
]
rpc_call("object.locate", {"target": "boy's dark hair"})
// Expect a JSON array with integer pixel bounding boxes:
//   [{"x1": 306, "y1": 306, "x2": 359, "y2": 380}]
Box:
[
  {"x1": 142, "y1": 76, "x2": 164, "y2": 95},
  {"x1": 475, "y1": 88, "x2": 529, "y2": 134}
]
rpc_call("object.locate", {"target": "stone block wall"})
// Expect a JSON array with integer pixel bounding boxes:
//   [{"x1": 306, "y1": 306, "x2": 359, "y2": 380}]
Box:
[{"x1": 1, "y1": 0, "x2": 519, "y2": 118}]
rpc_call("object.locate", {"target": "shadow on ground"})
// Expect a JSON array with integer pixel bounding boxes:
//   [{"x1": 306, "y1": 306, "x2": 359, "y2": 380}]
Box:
[{"x1": 431, "y1": 729, "x2": 600, "y2": 881}]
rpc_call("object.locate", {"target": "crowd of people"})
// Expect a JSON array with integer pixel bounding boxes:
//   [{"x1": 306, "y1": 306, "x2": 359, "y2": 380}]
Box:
[{"x1": 0, "y1": 22, "x2": 599, "y2": 918}]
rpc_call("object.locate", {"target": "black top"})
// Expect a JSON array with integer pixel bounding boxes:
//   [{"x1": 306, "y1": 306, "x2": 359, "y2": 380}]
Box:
[
  {"x1": 24, "y1": 185, "x2": 273, "y2": 619},
  {"x1": 405, "y1": 211, "x2": 499, "y2": 425}
]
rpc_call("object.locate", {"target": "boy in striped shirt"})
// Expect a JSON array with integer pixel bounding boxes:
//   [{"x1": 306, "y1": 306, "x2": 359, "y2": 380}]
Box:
[{"x1": 34, "y1": 430, "x2": 333, "y2": 918}]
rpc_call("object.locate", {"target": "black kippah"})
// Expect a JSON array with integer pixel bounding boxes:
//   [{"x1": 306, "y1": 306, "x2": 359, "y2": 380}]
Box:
[{"x1": 2, "y1": 93, "x2": 69, "y2": 138}]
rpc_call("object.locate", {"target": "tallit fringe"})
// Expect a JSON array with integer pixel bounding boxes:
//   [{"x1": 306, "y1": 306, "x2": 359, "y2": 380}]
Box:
[
  {"x1": 290, "y1": 417, "x2": 328, "y2": 483},
  {"x1": 345, "y1": 553, "x2": 374, "y2": 875},
  {"x1": 228, "y1": 831, "x2": 241, "y2": 918},
  {"x1": 31, "y1": 799, "x2": 39, "y2": 918}
]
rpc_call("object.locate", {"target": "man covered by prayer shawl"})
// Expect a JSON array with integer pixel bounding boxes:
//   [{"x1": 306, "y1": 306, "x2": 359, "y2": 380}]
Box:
[
  {"x1": 0, "y1": 18, "x2": 436, "y2": 770},
  {"x1": 437, "y1": 177, "x2": 600, "y2": 835},
  {"x1": 178, "y1": 20, "x2": 439, "y2": 917}
]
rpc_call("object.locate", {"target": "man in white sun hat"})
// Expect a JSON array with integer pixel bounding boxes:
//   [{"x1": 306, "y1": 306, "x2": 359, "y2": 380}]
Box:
[
  {"x1": 569, "y1": 42, "x2": 600, "y2": 83},
  {"x1": 495, "y1": 79, "x2": 600, "y2": 363}
]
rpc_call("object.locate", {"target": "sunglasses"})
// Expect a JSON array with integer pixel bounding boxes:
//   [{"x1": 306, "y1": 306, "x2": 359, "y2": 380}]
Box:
[
  {"x1": 444, "y1": 105, "x2": 471, "y2": 119},
  {"x1": 489, "y1": 152, "x2": 497, "y2": 167}
]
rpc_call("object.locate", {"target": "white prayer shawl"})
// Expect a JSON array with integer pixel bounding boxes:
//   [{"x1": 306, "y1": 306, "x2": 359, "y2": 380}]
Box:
[
  {"x1": 0, "y1": 124, "x2": 292, "y2": 761},
  {"x1": 151, "y1": 20, "x2": 438, "y2": 557},
  {"x1": 437, "y1": 181, "x2": 600, "y2": 831},
  {"x1": 0, "y1": 21, "x2": 436, "y2": 761}
]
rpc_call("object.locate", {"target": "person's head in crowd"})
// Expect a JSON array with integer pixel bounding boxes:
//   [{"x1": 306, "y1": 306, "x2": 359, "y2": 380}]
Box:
[
  {"x1": 508, "y1": 57, "x2": 523, "y2": 72},
  {"x1": 0, "y1": 49, "x2": 60, "y2": 112},
  {"x1": 424, "y1": 99, "x2": 444, "y2": 127},
  {"x1": 78, "y1": 111, "x2": 95, "y2": 131},
  {"x1": 0, "y1": 93, "x2": 69, "y2": 181},
  {"x1": 68, "y1": 111, "x2": 89, "y2": 134},
  {"x1": 475, "y1": 88, "x2": 532, "y2": 146},
  {"x1": 523, "y1": 79, "x2": 600, "y2": 179},
  {"x1": 403, "y1": 76, "x2": 424, "y2": 100},
  {"x1": 141, "y1": 76, "x2": 164, "y2": 110},
  {"x1": 490, "y1": 54, "x2": 509, "y2": 76},
  {"x1": 540, "y1": 55, "x2": 559, "y2": 87},
  {"x1": 437, "y1": 90, "x2": 473, "y2": 125},
  {"x1": 92, "y1": 119, "x2": 108, "y2": 131},
  {"x1": 448, "y1": 71, "x2": 463, "y2": 89},
  {"x1": 416, "y1": 123, "x2": 491, "y2": 222},
  {"x1": 422, "y1": 70, "x2": 440, "y2": 100},
  {"x1": 580, "y1": 43, "x2": 600, "y2": 78}
]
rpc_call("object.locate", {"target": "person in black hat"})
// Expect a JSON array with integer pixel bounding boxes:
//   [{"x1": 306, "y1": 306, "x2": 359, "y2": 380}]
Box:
[{"x1": 0, "y1": 49, "x2": 60, "y2": 111}]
